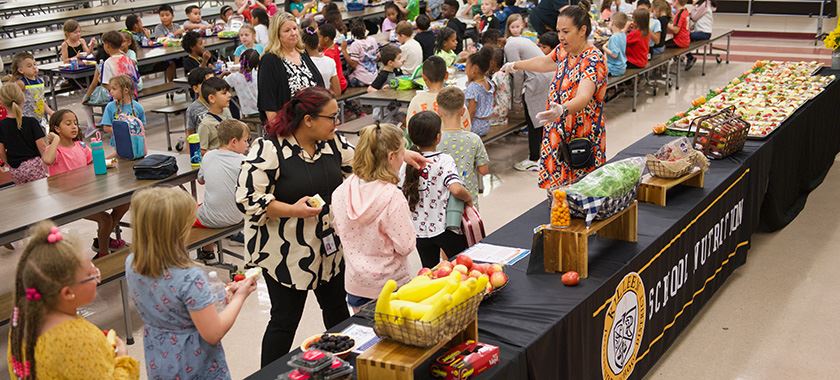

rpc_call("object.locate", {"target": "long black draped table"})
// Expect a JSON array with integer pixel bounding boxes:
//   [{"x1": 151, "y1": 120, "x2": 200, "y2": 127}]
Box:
[{"x1": 247, "y1": 68, "x2": 840, "y2": 380}]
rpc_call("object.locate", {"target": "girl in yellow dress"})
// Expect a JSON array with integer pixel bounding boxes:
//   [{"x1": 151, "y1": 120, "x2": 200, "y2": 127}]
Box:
[{"x1": 7, "y1": 221, "x2": 139, "y2": 380}]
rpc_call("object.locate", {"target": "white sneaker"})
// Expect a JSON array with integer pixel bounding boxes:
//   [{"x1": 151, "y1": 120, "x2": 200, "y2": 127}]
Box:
[{"x1": 514, "y1": 159, "x2": 539, "y2": 172}]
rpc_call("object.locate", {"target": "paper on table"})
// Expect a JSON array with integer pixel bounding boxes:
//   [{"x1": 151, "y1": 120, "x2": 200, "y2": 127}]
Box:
[
  {"x1": 461, "y1": 243, "x2": 530, "y2": 265},
  {"x1": 341, "y1": 324, "x2": 380, "y2": 354}
]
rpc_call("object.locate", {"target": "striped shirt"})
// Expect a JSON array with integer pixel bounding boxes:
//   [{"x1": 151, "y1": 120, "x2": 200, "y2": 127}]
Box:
[{"x1": 236, "y1": 134, "x2": 355, "y2": 290}]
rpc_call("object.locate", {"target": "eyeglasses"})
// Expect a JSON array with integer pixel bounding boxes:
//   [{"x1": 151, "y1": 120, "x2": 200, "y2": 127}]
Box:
[
  {"x1": 78, "y1": 265, "x2": 101, "y2": 285},
  {"x1": 316, "y1": 113, "x2": 340, "y2": 125}
]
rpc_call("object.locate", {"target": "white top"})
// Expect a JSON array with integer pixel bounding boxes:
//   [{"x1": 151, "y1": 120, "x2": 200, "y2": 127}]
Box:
[
  {"x1": 197, "y1": 149, "x2": 246, "y2": 228},
  {"x1": 310, "y1": 55, "x2": 338, "y2": 89},
  {"x1": 225, "y1": 70, "x2": 259, "y2": 116},
  {"x1": 255, "y1": 24, "x2": 269, "y2": 45},
  {"x1": 400, "y1": 38, "x2": 423, "y2": 74},
  {"x1": 398, "y1": 152, "x2": 462, "y2": 239},
  {"x1": 693, "y1": 5, "x2": 714, "y2": 34},
  {"x1": 614, "y1": 1, "x2": 635, "y2": 14}
]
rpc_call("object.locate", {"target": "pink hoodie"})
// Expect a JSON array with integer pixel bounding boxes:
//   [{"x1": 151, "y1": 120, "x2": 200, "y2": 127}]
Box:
[{"x1": 331, "y1": 175, "x2": 417, "y2": 299}]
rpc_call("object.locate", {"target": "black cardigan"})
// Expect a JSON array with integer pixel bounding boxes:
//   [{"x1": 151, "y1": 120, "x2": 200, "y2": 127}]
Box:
[{"x1": 257, "y1": 51, "x2": 325, "y2": 122}]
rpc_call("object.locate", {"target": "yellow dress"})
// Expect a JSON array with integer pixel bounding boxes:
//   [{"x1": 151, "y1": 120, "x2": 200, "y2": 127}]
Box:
[{"x1": 7, "y1": 317, "x2": 139, "y2": 380}]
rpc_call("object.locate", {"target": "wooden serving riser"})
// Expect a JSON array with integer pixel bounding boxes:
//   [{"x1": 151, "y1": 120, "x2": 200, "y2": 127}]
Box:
[
  {"x1": 356, "y1": 318, "x2": 479, "y2": 380},
  {"x1": 637, "y1": 169, "x2": 705, "y2": 206},
  {"x1": 543, "y1": 201, "x2": 638, "y2": 278}
]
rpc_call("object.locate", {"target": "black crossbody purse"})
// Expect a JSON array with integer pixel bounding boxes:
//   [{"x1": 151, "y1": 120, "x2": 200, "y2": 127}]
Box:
[{"x1": 553, "y1": 56, "x2": 596, "y2": 170}]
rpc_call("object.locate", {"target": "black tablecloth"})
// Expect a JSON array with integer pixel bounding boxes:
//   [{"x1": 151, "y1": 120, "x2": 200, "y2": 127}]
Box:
[{"x1": 247, "y1": 69, "x2": 840, "y2": 380}]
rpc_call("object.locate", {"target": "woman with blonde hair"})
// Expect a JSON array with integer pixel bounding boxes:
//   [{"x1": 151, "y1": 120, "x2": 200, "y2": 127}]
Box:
[
  {"x1": 125, "y1": 187, "x2": 256, "y2": 379},
  {"x1": 257, "y1": 11, "x2": 324, "y2": 123},
  {"x1": 331, "y1": 123, "x2": 416, "y2": 312}
]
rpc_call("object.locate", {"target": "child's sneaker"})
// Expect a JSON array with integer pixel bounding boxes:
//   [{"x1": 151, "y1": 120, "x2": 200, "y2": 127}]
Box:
[
  {"x1": 197, "y1": 249, "x2": 216, "y2": 262},
  {"x1": 227, "y1": 232, "x2": 244, "y2": 245}
]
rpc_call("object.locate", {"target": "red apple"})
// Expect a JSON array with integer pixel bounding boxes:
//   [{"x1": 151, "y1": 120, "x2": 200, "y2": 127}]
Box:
[
  {"x1": 417, "y1": 268, "x2": 432, "y2": 277},
  {"x1": 472, "y1": 263, "x2": 489, "y2": 274},
  {"x1": 487, "y1": 264, "x2": 504, "y2": 276},
  {"x1": 468, "y1": 269, "x2": 483, "y2": 279},
  {"x1": 453, "y1": 264, "x2": 469, "y2": 275},
  {"x1": 561, "y1": 271, "x2": 580, "y2": 286},
  {"x1": 490, "y1": 272, "x2": 508, "y2": 288},
  {"x1": 455, "y1": 255, "x2": 473, "y2": 271},
  {"x1": 433, "y1": 265, "x2": 452, "y2": 278}
]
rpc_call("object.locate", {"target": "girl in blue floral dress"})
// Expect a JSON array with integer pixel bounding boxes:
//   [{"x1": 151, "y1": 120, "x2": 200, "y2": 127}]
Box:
[{"x1": 125, "y1": 187, "x2": 256, "y2": 380}]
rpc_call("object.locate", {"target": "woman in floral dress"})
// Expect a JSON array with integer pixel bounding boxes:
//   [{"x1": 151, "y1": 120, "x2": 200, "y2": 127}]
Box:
[{"x1": 501, "y1": 1, "x2": 608, "y2": 189}]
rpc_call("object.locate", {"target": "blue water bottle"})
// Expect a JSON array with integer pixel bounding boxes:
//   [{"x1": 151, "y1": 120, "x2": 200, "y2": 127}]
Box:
[{"x1": 91, "y1": 138, "x2": 107, "y2": 175}]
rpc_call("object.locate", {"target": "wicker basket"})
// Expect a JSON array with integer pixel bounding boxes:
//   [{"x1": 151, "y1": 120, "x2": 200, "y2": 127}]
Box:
[
  {"x1": 689, "y1": 106, "x2": 749, "y2": 160},
  {"x1": 645, "y1": 138, "x2": 709, "y2": 178},
  {"x1": 374, "y1": 292, "x2": 484, "y2": 348}
]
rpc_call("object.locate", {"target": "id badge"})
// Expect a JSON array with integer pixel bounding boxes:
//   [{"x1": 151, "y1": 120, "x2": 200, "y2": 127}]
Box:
[{"x1": 322, "y1": 233, "x2": 338, "y2": 255}]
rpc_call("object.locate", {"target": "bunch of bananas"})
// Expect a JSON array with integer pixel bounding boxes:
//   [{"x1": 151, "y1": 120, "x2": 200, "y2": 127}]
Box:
[{"x1": 375, "y1": 272, "x2": 487, "y2": 323}]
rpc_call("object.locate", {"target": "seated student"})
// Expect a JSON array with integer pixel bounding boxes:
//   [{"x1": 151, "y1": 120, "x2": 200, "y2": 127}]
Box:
[
  {"x1": 186, "y1": 67, "x2": 215, "y2": 141},
  {"x1": 182, "y1": 5, "x2": 212, "y2": 33},
  {"x1": 685, "y1": 0, "x2": 714, "y2": 70},
  {"x1": 406, "y1": 56, "x2": 471, "y2": 130},
  {"x1": 100, "y1": 75, "x2": 146, "y2": 155},
  {"x1": 182, "y1": 31, "x2": 214, "y2": 78},
  {"x1": 635, "y1": 0, "x2": 661, "y2": 55},
  {"x1": 60, "y1": 19, "x2": 96, "y2": 63},
  {"x1": 435, "y1": 27, "x2": 460, "y2": 67},
  {"x1": 666, "y1": 0, "x2": 690, "y2": 49},
  {"x1": 464, "y1": 48, "x2": 495, "y2": 137},
  {"x1": 0, "y1": 82, "x2": 50, "y2": 184},
  {"x1": 233, "y1": 25, "x2": 265, "y2": 63},
  {"x1": 382, "y1": 2, "x2": 404, "y2": 34},
  {"x1": 414, "y1": 14, "x2": 436, "y2": 62},
  {"x1": 195, "y1": 119, "x2": 250, "y2": 230},
  {"x1": 475, "y1": 0, "x2": 500, "y2": 35},
  {"x1": 442, "y1": 0, "x2": 467, "y2": 53},
  {"x1": 651, "y1": 0, "x2": 671, "y2": 55},
  {"x1": 396, "y1": 21, "x2": 423, "y2": 74},
  {"x1": 197, "y1": 77, "x2": 233, "y2": 154},
  {"x1": 343, "y1": 19, "x2": 379, "y2": 87},
  {"x1": 155, "y1": 5, "x2": 184, "y2": 37},
  {"x1": 537, "y1": 31, "x2": 560, "y2": 55},
  {"x1": 437, "y1": 86, "x2": 490, "y2": 205},
  {"x1": 44, "y1": 110, "x2": 132, "y2": 257},
  {"x1": 318, "y1": 23, "x2": 348, "y2": 92},
  {"x1": 369, "y1": 45, "x2": 404, "y2": 123},
  {"x1": 154, "y1": 5, "x2": 182, "y2": 83},
  {"x1": 124, "y1": 14, "x2": 151, "y2": 45},
  {"x1": 625, "y1": 8, "x2": 650, "y2": 69},
  {"x1": 603, "y1": 12, "x2": 628, "y2": 76},
  {"x1": 8, "y1": 222, "x2": 141, "y2": 380},
  {"x1": 400, "y1": 110, "x2": 473, "y2": 268},
  {"x1": 225, "y1": 49, "x2": 260, "y2": 117}
]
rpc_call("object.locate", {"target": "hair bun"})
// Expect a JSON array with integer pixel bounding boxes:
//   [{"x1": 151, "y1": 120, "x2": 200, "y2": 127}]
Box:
[{"x1": 579, "y1": 0, "x2": 592, "y2": 11}]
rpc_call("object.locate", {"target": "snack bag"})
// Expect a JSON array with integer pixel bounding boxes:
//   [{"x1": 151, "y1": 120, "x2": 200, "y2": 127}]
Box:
[{"x1": 550, "y1": 189, "x2": 570, "y2": 228}]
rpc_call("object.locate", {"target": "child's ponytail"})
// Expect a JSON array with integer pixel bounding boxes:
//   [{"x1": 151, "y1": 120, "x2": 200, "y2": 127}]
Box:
[
  {"x1": 0, "y1": 82, "x2": 25, "y2": 129},
  {"x1": 239, "y1": 48, "x2": 261, "y2": 83},
  {"x1": 403, "y1": 111, "x2": 443, "y2": 212},
  {"x1": 354, "y1": 122, "x2": 404, "y2": 184},
  {"x1": 10, "y1": 221, "x2": 84, "y2": 380}
]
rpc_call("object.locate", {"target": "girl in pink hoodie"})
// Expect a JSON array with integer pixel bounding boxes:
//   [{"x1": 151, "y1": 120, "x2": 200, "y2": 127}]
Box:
[{"x1": 331, "y1": 123, "x2": 417, "y2": 311}]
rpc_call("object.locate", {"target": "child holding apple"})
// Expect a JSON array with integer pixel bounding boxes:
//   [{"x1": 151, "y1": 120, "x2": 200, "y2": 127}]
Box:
[{"x1": 332, "y1": 123, "x2": 417, "y2": 312}]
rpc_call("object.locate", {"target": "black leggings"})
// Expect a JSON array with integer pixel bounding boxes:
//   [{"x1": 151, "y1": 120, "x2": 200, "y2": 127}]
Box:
[
  {"x1": 416, "y1": 230, "x2": 469, "y2": 268},
  {"x1": 260, "y1": 268, "x2": 350, "y2": 367},
  {"x1": 523, "y1": 96, "x2": 542, "y2": 162}
]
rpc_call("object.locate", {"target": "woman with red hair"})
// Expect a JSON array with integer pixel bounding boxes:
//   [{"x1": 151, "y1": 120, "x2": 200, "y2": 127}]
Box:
[{"x1": 236, "y1": 87, "x2": 427, "y2": 367}]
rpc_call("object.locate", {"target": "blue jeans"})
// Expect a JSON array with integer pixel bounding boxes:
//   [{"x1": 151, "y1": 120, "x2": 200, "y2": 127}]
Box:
[
  {"x1": 687, "y1": 32, "x2": 712, "y2": 61},
  {"x1": 347, "y1": 294, "x2": 373, "y2": 308}
]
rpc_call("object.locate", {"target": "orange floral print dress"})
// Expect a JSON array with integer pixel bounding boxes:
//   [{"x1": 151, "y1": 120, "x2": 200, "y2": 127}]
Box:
[{"x1": 538, "y1": 45, "x2": 608, "y2": 190}]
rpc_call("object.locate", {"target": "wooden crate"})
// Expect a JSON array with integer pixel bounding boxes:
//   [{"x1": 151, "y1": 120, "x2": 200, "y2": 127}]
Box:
[
  {"x1": 356, "y1": 318, "x2": 479, "y2": 380},
  {"x1": 637, "y1": 169, "x2": 705, "y2": 206},
  {"x1": 543, "y1": 201, "x2": 638, "y2": 278}
]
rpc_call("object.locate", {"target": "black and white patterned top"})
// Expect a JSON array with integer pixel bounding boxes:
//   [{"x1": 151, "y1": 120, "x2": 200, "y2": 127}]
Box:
[
  {"x1": 282, "y1": 57, "x2": 317, "y2": 97},
  {"x1": 236, "y1": 134, "x2": 355, "y2": 290}
]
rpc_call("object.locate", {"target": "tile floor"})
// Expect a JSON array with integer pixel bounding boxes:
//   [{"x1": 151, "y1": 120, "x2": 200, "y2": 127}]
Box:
[{"x1": 0, "y1": 22, "x2": 838, "y2": 380}]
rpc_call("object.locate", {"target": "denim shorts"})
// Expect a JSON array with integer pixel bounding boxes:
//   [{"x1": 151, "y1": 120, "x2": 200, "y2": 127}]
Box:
[{"x1": 347, "y1": 294, "x2": 373, "y2": 308}]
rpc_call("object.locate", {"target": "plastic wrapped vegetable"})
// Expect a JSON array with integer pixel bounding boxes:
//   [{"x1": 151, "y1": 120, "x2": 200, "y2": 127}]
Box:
[{"x1": 568, "y1": 157, "x2": 645, "y2": 198}]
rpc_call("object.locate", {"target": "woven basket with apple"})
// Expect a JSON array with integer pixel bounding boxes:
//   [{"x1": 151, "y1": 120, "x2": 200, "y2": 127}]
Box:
[{"x1": 690, "y1": 106, "x2": 749, "y2": 160}]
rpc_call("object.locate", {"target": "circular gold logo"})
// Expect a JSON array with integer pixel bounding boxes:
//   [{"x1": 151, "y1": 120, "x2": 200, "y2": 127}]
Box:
[{"x1": 602, "y1": 272, "x2": 646, "y2": 380}]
